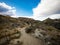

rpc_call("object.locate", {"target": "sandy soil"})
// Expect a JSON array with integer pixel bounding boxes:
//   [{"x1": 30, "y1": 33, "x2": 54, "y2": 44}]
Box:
[{"x1": 19, "y1": 27, "x2": 44, "y2": 45}]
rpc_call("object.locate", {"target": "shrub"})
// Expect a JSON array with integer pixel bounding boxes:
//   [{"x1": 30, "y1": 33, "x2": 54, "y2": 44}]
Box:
[{"x1": 25, "y1": 26, "x2": 35, "y2": 33}]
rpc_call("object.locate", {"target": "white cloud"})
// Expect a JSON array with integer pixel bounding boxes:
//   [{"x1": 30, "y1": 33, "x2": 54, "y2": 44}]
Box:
[
  {"x1": 0, "y1": 2, "x2": 16, "y2": 16},
  {"x1": 11, "y1": 15, "x2": 33, "y2": 19},
  {"x1": 49, "y1": 14, "x2": 60, "y2": 19},
  {"x1": 33, "y1": 0, "x2": 60, "y2": 21}
]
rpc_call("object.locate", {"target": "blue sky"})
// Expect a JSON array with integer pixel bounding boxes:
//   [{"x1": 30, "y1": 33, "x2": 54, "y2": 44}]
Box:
[
  {"x1": 0, "y1": 0, "x2": 60, "y2": 20},
  {"x1": 0, "y1": 0, "x2": 40, "y2": 16}
]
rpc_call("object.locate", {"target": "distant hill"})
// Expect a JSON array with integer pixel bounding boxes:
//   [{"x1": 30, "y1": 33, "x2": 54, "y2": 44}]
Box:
[
  {"x1": 0, "y1": 15, "x2": 60, "y2": 45},
  {"x1": 43, "y1": 18, "x2": 60, "y2": 30}
]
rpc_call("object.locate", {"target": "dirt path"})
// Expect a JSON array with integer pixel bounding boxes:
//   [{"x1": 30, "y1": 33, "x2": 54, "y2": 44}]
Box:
[{"x1": 19, "y1": 27, "x2": 43, "y2": 45}]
